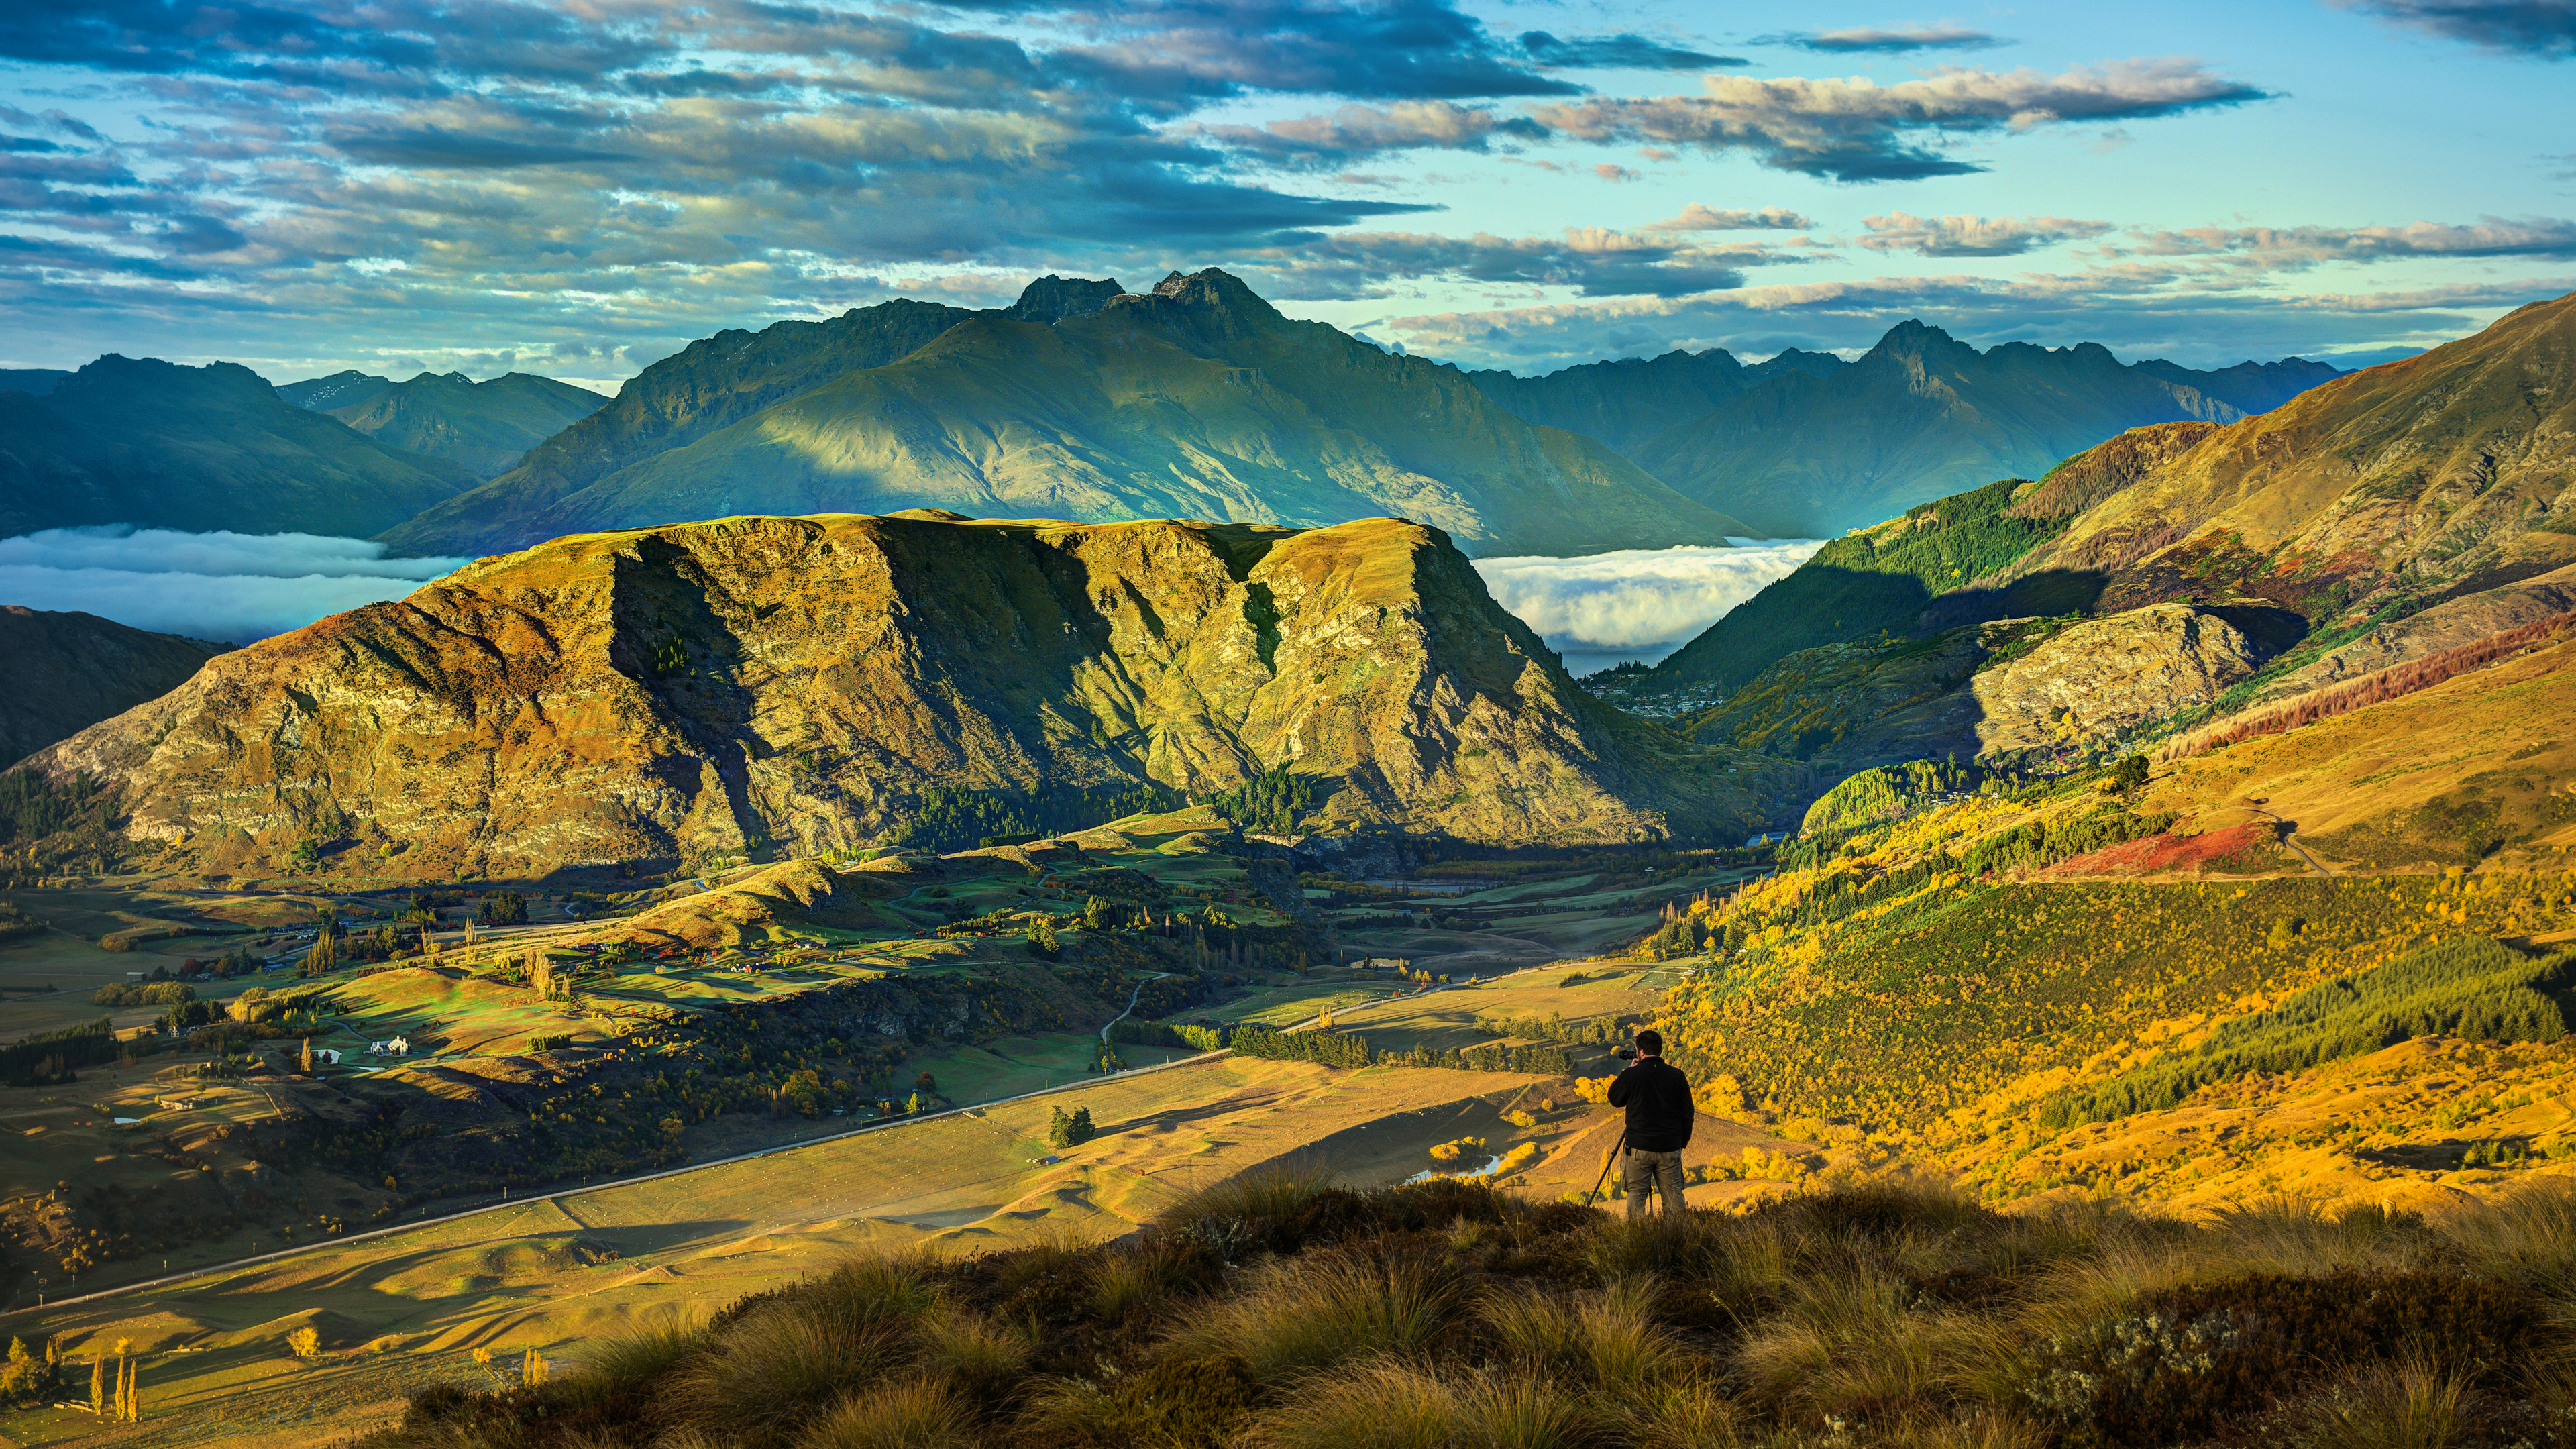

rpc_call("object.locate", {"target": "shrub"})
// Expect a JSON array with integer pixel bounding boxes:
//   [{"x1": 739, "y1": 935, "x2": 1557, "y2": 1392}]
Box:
[
  {"x1": 2023, "y1": 1270, "x2": 2545, "y2": 1444},
  {"x1": 1163, "y1": 1244, "x2": 1464, "y2": 1379},
  {"x1": 798, "y1": 1375, "x2": 974, "y2": 1449},
  {"x1": 288, "y1": 1326, "x2": 321, "y2": 1358}
]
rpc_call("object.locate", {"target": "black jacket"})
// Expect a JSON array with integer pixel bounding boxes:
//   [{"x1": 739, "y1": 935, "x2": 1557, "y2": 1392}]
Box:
[{"x1": 1606, "y1": 1057, "x2": 1693, "y2": 1153}]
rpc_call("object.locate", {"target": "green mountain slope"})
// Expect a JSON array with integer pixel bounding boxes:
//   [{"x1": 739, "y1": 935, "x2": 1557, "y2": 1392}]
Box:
[
  {"x1": 394, "y1": 270, "x2": 1756, "y2": 559},
  {"x1": 1458, "y1": 347, "x2": 1844, "y2": 454},
  {"x1": 1630, "y1": 322, "x2": 2339, "y2": 537},
  {"x1": 383, "y1": 277, "x2": 1125, "y2": 553},
  {"x1": 284, "y1": 371, "x2": 609, "y2": 476},
  {"x1": 0, "y1": 369, "x2": 68, "y2": 397},
  {"x1": 34, "y1": 511, "x2": 1794, "y2": 876},
  {"x1": 0, "y1": 606, "x2": 227, "y2": 763},
  {"x1": 0, "y1": 356, "x2": 478, "y2": 539}
]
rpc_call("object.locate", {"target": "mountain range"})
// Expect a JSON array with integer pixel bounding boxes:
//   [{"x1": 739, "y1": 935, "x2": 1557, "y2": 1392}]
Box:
[
  {"x1": 277, "y1": 370, "x2": 608, "y2": 477},
  {"x1": 32, "y1": 511, "x2": 1792, "y2": 877},
  {"x1": 382, "y1": 271, "x2": 1754, "y2": 559},
  {"x1": 1617, "y1": 324, "x2": 2341, "y2": 537},
  {"x1": 0, "y1": 356, "x2": 478, "y2": 539},
  {"x1": 1629, "y1": 288, "x2": 2576, "y2": 782}
]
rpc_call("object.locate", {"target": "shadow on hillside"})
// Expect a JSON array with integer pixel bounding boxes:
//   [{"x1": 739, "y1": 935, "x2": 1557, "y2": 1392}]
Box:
[{"x1": 1916, "y1": 567, "x2": 2109, "y2": 631}]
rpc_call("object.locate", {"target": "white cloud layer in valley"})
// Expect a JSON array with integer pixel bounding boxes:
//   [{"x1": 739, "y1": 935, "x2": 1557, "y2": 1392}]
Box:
[
  {"x1": 0, "y1": 527, "x2": 464, "y2": 643},
  {"x1": 1473, "y1": 539, "x2": 1825, "y2": 672}
]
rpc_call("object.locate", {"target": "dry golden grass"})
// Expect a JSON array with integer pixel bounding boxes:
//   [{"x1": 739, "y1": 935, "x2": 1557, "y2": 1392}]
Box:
[{"x1": 343, "y1": 1173, "x2": 2576, "y2": 1449}]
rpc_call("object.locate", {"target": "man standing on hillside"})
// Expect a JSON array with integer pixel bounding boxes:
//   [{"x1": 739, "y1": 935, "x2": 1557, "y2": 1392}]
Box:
[{"x1": 1607, "y1": 1029, "x2": 1693, "y2": 1218}]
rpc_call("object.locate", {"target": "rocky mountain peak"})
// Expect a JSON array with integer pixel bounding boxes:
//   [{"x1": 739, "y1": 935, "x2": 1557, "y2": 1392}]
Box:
[{"x1": 1000, "y1": 274, "x2": 1124, "y2": 324}]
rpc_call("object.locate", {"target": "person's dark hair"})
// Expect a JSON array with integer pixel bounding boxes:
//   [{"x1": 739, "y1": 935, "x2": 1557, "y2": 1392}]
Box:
[{"x1": 1635, "y1": 1029, "x2": 1663, "y2": 1057}]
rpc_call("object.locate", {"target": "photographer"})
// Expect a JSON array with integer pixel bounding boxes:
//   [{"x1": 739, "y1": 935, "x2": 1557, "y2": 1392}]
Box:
[{"x1": 1605, "y1": 1029, "x2": 1692, "y2": 1218}]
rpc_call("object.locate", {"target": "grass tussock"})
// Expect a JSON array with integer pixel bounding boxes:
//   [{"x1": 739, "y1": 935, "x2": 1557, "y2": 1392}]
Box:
[{"x1": 358, "y1": 1175, "x2": 2576, "y2": 1449}]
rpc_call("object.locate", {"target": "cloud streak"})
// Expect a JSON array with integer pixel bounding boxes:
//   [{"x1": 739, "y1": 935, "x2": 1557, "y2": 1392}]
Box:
[
  {"x1": 1761, "y1": 26, "x2": 2011, "y2": 53},
  {"x1": 1534, "y1": 61, "x2": 2271, "y2": 180},
  {"x1": 1860, "y1": 212, "x2": 2117, "y2": 256},
  {"x1": 2336, "y1": 0, "x2": 2576, "y2": 58},
  {"x1": 0, "y1": 527, "x2": 464, "y2": 642},
  {"x1": 1473, "y1": 541, "x2": 1827, "y2": 652}
]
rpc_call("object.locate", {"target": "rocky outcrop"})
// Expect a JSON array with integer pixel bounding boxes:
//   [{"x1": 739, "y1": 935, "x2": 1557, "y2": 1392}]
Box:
[
  {"x1": 1682, "y1": 603, "x2": 2267, "y2": 774},
  {"x1": 1968, "y1": 605, "x2": 2262, "y2": 757},
  {"x1": 35, "y1": 511, "x2": 1775, "y2": 876}
]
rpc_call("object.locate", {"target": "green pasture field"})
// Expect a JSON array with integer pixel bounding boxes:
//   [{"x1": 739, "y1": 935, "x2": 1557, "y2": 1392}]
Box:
[{"x1": 892, "y1": 1030, "x2": 1202, "y2": 1104}]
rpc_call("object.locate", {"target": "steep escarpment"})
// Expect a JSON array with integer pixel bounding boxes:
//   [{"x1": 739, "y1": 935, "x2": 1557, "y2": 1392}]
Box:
[{"x1": 35, "y1": 512, "x2": 1776, "y2": 876}]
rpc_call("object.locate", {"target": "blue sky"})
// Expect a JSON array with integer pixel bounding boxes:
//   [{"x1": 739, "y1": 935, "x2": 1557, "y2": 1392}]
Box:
[{"x1": 2, "y1": 0, "x2": 2571, "y2": 388}]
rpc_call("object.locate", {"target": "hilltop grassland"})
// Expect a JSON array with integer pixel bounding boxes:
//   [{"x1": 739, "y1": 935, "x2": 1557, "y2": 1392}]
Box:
[{"x1": 266, "y1": 1171, "x2": 2576, "y2": 1449}]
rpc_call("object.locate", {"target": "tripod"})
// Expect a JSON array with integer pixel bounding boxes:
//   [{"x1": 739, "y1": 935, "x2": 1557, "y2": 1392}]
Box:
[{"x1": 1583, "y1": 1128, "x2": 1628, "y2": 1209}]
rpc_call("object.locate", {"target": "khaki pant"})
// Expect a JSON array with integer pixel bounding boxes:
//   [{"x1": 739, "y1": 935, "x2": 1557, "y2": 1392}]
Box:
[{"x1": 1622, "y1": 1147, "x2": 1687, "y2": 1218}]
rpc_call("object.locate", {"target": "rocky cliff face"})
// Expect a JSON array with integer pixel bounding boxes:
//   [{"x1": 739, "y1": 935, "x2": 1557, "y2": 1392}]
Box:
[
  {"x1": 1968, "y1": 605, "x2": 2261, "y2": 757},
  {"x1": 37, "y1": 513, "x2": 1774, "y2": 876},
  {"x1": 1682, "y1": 603, "x2": 2268, "y2": 774}
]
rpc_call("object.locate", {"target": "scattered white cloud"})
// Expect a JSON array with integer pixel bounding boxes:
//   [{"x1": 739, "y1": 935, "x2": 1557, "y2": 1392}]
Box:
[
  {"x1": 1858, "y1": 212, "x2": 2116, "y2": 257},
  {"x1": 1648, "y1": 204, "x2": 1816, "y2": 232},
  {"x1": 1472, "y1": 540, "x2": 1827, "y2": 651},
  {"x1": 0, "y1": 527, "x2": 465, "y2": 642}
]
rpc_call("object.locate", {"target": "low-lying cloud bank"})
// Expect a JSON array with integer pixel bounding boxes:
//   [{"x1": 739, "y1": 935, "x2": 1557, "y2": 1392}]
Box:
[
  {"x1": 0, "y1": 527, "x2": 466, "y2": 643},
  {"x1": 1474, "y1": 540, "x2": 1825, "y2": 665}
]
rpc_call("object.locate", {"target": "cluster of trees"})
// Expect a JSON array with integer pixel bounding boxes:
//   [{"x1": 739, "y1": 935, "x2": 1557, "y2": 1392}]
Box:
[
  {"x1": 1382, "y1": 1041, "x2": 1575, "y2": 1075},
  {"x1": 885, "y1": 783, "x2": 1181, "y2": 853},
  {"x1": 92, "y1": 980, "x2": 194, "y2": 1008},
  {"x1": 1047, "y1": 1104, "x2": 1097, "y2": 1148},
  {"x1": 1, "y1": 1017, "x2": 115, "y2": 1085},
  {"x1": 1957, "y1": 807, "x2": 2178, "y2": 879},
  {"x1": 1210, "y1": 765, "x2": 1315, "y2": 835},
  {"x1": 0, "y1": 769, "x2": 129, "y2": 878},
  {"x1": 1474, "y1": 1012, "x2": 1635, "y2": 1046},
  {"x1": 2043, "y1": 936, "x2": 2576, "y2": 1126},
  {"x1": 1112, "y1": 1020, "x2": 1227, "y2": 1051},
  {"x1": 480, "y1": 892, "x2": 529, "y2": 925},
  {"x1": 1, "y1": 1336, "x2": 59, "y2": 1409},
  {"x1": 1227, "y1": 1023, "x2": 1373, "y2": 1067}
]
